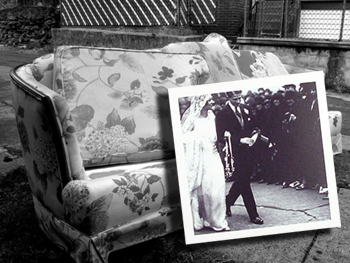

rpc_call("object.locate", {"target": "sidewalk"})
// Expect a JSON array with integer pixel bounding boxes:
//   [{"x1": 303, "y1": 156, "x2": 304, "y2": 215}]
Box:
[{"x1": 1, "y1": 50, "x2": 350, "y2": 262}]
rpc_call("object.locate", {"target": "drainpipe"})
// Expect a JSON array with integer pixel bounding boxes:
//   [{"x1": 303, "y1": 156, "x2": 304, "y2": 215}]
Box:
[
  {"x1": 243, "y1": 0, "x2": 247, "y2": 37},
  {"x1": 339, "y1": 0, "x2": 347, "y2": 41}
]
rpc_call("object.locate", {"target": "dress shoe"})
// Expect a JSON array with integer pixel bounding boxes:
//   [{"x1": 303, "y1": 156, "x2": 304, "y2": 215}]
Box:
[
  {"x1": 250, "y1": 217, "x2": 264, "y2": 225},
  {"x1": 226, "y1": 206, "x2": 232, "y2": 217},
  {"x1": 319, "y1": 186, "x2": 328, "y2": 194},
  {"x1": 282, "y1": 182, "x2": 289, "y2": 189},
  {"x1": 289, "y1": 181, "x2": 301, "y2": 188},
  {"x1": 296, "y1": 183, "x2": 307, "y2": 190}
]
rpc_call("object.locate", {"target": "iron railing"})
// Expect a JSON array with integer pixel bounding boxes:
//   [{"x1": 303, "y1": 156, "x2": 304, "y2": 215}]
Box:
[
  {"x1": 243, "y1": 0, "x2": 350, "y2": 42},
  {"x1": 60, "y1": 0, "x2": 217, "y2": 27}
]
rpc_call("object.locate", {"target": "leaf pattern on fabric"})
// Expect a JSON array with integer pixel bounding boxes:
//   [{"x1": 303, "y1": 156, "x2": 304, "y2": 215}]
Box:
[
  {"x1": 70, "y1": 48, "x2": 80, "y2": 57},
  {"x1": 112, "y1": 171, "x2": 163, "y2": 216},
  {"x1": 79, "y1": 194, "x2": 113, "y2": 235},
  {"x1": 130, "y1": 79, "x2": 141, "y2": 90},
  {"x1": 139, "y1": 133, "x2": 169, "y2": 151},
  {"x1": 175, "y1": 76, "x2": 187, "y2": 84},
  {"x1": 33, "y1": 160, "x2": 48, "y2": 192},
  {"x1": 56, "y1": 46, "x2": 212, "y2": 166},
  {"x1": 88, "y1": 49, "x2": 105, "y2": 60},
  {"x1": 72, "y1": 72, "x2": 87, "y2": 82},
  {"x1": 103, "y1": 57, "x2": 119, "y2": 66},
  {"x1": 121, "y1": 115, "x2": 136, "y2": 135},
  {"x1": 158, "y1": 67, "x2": 174, "y2": 80},
  {"x1": 108, "y1": 73, "x2": 121, "y2": 87},
  {"x1": 105, "y1": 108, "x2": 121, "y2": 128},
  {"x1": 120, "y1": 53, "x2": 144, "y2": 73},
  {"x1": 71, "y1": 105, "x2": 95, "y2": 132},
  {"x1": 17, "y1": 119, "x2": 31, "y2": 154}
]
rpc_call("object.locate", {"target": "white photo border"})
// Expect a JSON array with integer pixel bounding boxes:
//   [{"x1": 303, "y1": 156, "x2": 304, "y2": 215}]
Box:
[{"x1": 168, "y1": 71, "x2": 341, "y2": 245}]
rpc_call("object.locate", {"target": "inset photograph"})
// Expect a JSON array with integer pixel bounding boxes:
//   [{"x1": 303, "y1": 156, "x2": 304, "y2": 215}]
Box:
[{"x1": 169, "y1": 71, "x2": 341, "y2": 245}]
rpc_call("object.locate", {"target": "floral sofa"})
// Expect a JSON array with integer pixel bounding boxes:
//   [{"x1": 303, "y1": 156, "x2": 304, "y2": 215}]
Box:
[{"x1": 10, "y1": 33, "x2": 342, "y2": 263}]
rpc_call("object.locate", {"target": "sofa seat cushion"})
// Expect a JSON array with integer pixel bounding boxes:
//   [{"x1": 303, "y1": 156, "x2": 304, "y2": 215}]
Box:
[
  {"x1": 53, "y1": 46, "x2": 210, "y2": 167},
  {"x1": 62, "y1": 159, "x2": 180, "y2": 236}
]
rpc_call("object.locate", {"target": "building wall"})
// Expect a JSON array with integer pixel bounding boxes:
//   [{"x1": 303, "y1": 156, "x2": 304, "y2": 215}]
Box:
[
  {"x1": 202, "y1": 0, "x2": 245, "y2": 42},
  {"x1": 238, "y1": 37, "x2": 350, "y2": 93}
]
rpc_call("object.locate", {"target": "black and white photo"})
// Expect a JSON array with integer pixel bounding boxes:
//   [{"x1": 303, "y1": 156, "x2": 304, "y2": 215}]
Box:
[{"x1": 169, "y1": 71, "x2": 341, "y2": 245}]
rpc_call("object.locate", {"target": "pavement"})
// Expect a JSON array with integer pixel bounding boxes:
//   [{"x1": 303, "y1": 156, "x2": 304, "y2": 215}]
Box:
[{"x1": 1, "y1": 48, "x2": 350, "y2": 262}]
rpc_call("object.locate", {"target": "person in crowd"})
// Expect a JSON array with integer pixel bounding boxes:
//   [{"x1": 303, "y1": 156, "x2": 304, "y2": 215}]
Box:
[
  {"x1": 280, "y1": 89, "x2": 301, "y2": 189},
  {"x1": 181, "y1": 94, "x2": 230, "y2": 232},
  {"x1": 268, "y1": 91, "x2": 288, "y2": 185}
]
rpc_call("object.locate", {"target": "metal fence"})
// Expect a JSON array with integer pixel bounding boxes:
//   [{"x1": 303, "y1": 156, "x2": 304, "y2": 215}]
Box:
[
  {"x1": 60, "y1": 0, "x2": 217, "y2": 27},
  {"x1": 243, "y1": 0, "x2": 350, "y2": 42}
]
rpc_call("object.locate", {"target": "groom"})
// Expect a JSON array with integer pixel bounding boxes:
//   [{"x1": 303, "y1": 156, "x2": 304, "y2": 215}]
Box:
[{"x1": 215, "y1": 91, "x2": 264, "y2": 225}]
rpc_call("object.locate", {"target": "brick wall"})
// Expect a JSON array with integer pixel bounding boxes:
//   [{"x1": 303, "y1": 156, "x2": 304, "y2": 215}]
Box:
[{"x1": 201, "y1": 0, "x2": 245, "y2": 43}]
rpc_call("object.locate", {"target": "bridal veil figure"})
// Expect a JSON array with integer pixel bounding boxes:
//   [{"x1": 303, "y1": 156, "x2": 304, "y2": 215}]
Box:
[{"x1": 181, "y1": 94, "x2": 230, "y2": 232}]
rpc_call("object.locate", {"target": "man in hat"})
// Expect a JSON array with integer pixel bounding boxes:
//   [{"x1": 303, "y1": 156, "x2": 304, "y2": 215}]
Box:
[{"x1": 216, "y1": 90, "x2": 264, "y2": 225}]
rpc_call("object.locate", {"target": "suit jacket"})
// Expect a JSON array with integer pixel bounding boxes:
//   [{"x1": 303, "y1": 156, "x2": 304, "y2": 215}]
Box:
[{"x1": 215, "y1": 103, "x2": 254, "y2": 161}]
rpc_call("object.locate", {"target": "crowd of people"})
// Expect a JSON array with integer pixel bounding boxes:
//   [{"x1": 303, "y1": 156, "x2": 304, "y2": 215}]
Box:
[{"x1": 220, "y1": 83, "x2": 328, "y2": 196}]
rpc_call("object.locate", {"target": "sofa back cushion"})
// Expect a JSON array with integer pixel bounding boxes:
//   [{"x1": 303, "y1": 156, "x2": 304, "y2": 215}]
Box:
[
  {"x1": 232, "y1": 50, "x2": 289, "y2": 79},
  {"x1": 160, "y1": 33, "x2": 242, "y2": 83},
  {"x1": 53, "y1": 46, "x2": 210, "y2": 167}
]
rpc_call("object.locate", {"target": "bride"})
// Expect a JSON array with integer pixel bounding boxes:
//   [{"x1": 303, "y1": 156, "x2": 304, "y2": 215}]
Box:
[{"x1": 181, "y1": 94, "x2": 230, "y2": 232}]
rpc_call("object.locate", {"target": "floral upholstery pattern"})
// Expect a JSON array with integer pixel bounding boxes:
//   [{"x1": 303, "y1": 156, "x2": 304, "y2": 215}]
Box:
[
  {"x1": 62, "y1": 159, "x2": 180, "y2": 235},
  {"x1": 160, "y1": 33, "x2": 242, "y2": 83},
  {"x1": 34, "y1": 191, "x2": 182, "y2": 263},
  {"x1": 232, "y1": 49, "x2": 289, "y2": 79},
  {"x1": 31, "y1": 53, "x2": 55, "y2": 89},
  {"x1": 10, "y1": 33, "x2": 342, "y2": 263},
  {"x1": 14, "y1": 65, "x2": 87, "y2": 181},
  {"x1": 52, "y1": 46, "x2": 210, "y2": 167},
  {"x1": 11, "y1": 65, "x2": 66, "y2": 219},
  {"x1": 329, "y1": 111, "x2": 343, "y2": 154}
]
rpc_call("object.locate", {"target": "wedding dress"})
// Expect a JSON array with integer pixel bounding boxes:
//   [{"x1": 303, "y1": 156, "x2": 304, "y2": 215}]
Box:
[{"x1": 183, "y1": 108, "x2": 229, "y2": 232}]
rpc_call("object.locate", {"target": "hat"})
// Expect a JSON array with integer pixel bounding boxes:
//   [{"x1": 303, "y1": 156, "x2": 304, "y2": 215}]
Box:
[
  {"x1": 245, "y1": 96, "x2": 256, "y2": 107},
  {"x1": 263, "y1": 94, "x2": 272, "y2": 104},
  {"x1": 299, "y1": 82, "x2": 316, "y2": 94},
  {"x1": 255, "y1": 95, "x2": 264, "y2": 105},
  {"x1": 283, "y1": 84, "x2": 296, "y2": 90},
  {"x1": 273, "y1": 92, "x2": 284, "y2": 101},
  {"x1": 226, "y1": 90, "x2": 242, "y2": 99}
]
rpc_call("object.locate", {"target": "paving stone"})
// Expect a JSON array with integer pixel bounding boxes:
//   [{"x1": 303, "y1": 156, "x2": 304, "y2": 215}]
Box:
[{"x1": 305, "y1": 188, "x2": 350, "y2": 263}]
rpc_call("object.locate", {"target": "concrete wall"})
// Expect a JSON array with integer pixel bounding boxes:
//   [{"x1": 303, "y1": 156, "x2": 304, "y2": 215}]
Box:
[
  {"x1": 52, "y1": 27, "x2": 205, "y2": 50},
  {"x1": 237, "y1": 37, "x2": 350, "y2": 93}
]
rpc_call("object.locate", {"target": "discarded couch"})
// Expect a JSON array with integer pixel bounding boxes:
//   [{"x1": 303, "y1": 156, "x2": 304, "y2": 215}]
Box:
[{"x1": 9, "y1": 33, "x2": 342, "y2": 263}]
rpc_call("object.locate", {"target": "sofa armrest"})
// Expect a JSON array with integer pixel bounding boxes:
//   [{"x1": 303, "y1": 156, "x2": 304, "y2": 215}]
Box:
[
  {"x1": 30, "y1": 53, "x2": 54, "y2": 89},
  {"x1": 62, "y1": 159, "x2": 180, "y2": 236},
  {"x1": 15, "y1": 64, "x2": 87, "y2": 181}
]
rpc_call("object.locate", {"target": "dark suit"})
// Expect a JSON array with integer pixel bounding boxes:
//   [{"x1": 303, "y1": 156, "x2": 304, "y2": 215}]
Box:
[{"x1": 216, "y1": 103, "x2": 259, "y2": 220}]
